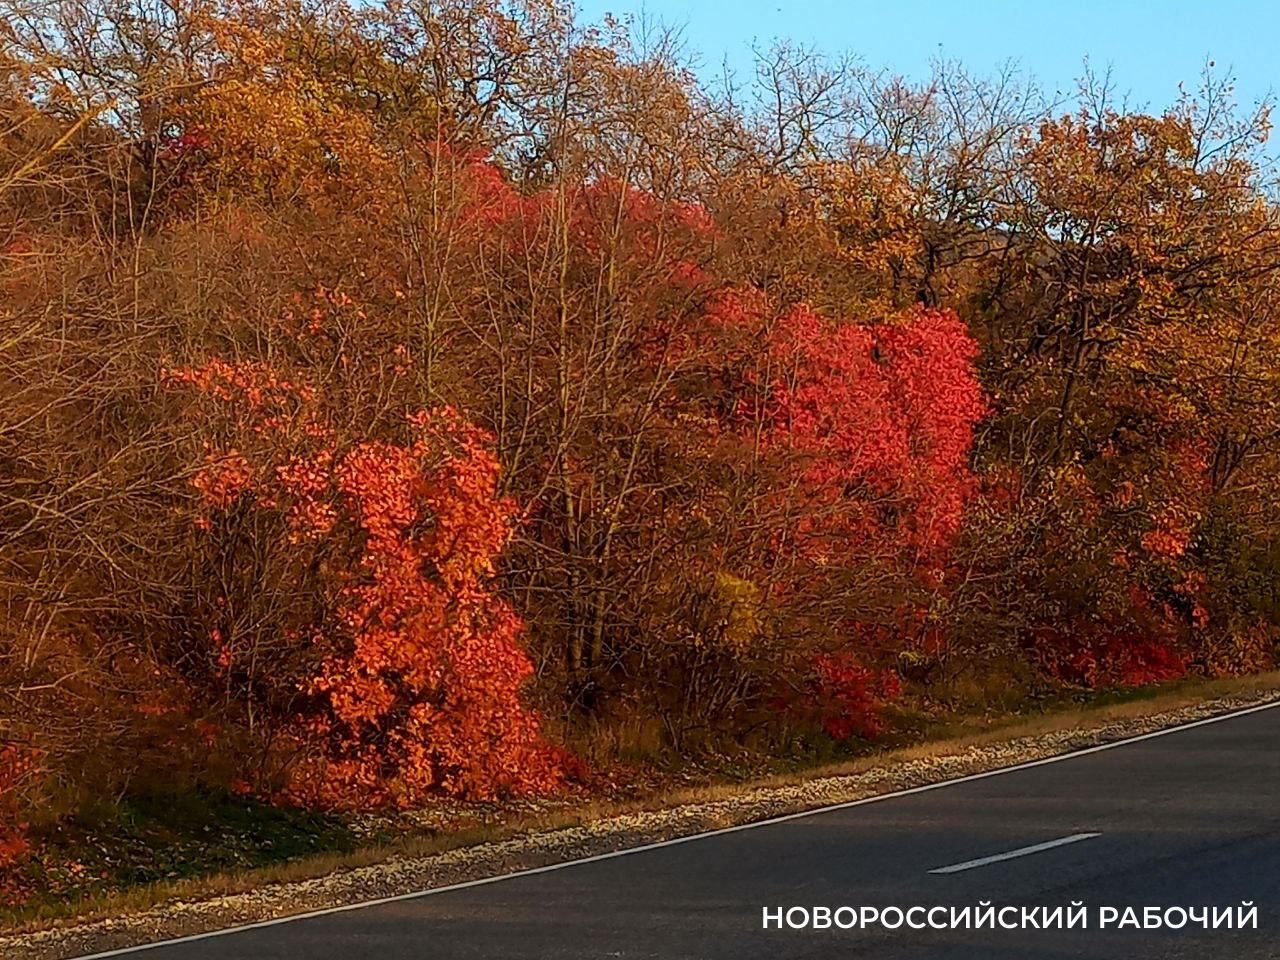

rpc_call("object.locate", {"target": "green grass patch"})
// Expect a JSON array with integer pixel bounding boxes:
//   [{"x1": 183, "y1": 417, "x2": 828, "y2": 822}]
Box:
[{"x1": 7, "y1": 790, "x2": 358, "y2": 924}]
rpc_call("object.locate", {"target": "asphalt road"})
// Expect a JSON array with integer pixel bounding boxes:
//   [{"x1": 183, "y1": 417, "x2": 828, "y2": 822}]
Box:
[{"x1": 83, "y1": 701, "x2": 1280, "y2": 960}]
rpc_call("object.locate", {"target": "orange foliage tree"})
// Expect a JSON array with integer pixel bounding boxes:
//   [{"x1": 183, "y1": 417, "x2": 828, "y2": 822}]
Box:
[{"x1": 166, "y1": 358, "x2": 563, "y2": 806}]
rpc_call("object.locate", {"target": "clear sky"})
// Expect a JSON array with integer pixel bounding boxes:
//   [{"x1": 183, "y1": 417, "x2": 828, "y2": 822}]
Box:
[{"x1": 574, "y1": 0, "x2": 1277, "y2": 113}]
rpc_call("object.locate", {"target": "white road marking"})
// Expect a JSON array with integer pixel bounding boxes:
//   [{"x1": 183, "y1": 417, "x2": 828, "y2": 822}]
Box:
[
  {"x1": 928, "y1": 832, "x2": 1101, "y2": 874},
  {"x1": 65, "y1": 697, "x2": 1280, "y2": 959}
]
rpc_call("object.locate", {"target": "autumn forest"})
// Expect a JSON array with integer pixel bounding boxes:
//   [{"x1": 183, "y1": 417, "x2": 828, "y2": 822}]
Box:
[{"x1": 2, "y1": 0, "x2": 1280, "y2": 907}]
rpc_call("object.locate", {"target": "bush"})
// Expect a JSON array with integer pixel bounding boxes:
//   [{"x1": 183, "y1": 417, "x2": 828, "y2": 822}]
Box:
[{"x1": 166, "y1": 356, "x2": 564, "y2": 806}]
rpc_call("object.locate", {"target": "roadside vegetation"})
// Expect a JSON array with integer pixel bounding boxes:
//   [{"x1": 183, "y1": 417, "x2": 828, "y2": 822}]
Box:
[
  {"x1": 2, "y1": 0, "x2": 1279, "y2": 912},
  {"x1": 5, "y1": 671, "x2": 1279, "y2": 936}
]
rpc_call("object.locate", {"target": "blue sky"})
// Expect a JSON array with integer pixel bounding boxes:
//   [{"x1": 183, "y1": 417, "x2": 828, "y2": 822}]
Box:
[{"x1": 574, "y1": 0, "x2": 1277, "y2": 113}]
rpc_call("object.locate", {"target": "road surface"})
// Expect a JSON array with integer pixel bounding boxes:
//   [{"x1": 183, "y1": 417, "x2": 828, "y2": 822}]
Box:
[{"x1": 81, "y1": 701, "x2": 1280, "y2": 959}]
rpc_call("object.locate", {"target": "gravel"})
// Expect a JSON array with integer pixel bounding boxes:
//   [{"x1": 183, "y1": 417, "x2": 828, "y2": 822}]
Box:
[{"x1": 4, "y1": 691, "x2": 1275, "y2": 960}]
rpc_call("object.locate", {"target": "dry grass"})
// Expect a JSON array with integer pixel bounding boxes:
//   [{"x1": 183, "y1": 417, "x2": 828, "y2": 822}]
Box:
[
  {"x1": 7, "y1": 669, "x2": 1280, "y2": 936},
  {"x1": 662, "y1": 669, "x2": 1280, "y2": 799}
]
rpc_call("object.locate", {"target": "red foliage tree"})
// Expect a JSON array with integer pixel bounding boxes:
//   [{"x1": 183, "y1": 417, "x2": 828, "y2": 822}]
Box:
[
  {"x1": 692, "y1": 294, "x2": 986, "y2": 736},
  {"x1": 167, "y1": 360, "x2": 564, "y2": 807},
  {"x1": 708, "y1": 295, "x2": 986, "y2": 567}
]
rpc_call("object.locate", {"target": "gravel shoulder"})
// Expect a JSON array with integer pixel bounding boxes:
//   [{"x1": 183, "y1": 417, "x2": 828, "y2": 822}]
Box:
[{"x1": 6, "y1": 686, "x2": 1278, "y2": 960}]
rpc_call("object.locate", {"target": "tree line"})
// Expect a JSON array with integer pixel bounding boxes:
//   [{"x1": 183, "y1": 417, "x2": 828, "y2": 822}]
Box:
[{"x1": 2, "y1": 0, "x2": 1279, "y2": 900}]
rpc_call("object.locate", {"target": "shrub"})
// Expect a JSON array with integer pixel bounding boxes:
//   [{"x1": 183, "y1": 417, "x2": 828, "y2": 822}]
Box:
[{"x1": 168, "y1": 358, "x2": 564, "y2": 806}]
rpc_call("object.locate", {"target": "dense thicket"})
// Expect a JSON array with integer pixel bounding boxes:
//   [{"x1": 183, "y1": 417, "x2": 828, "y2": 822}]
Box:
[{"x1": 3, "y1": 0, "x2": 1279, "y2": 897}]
